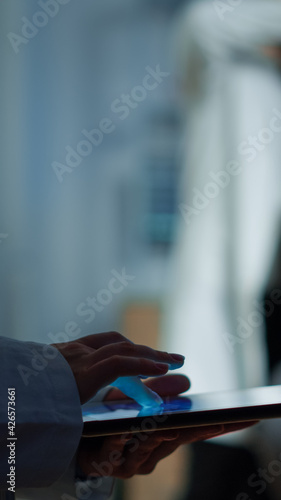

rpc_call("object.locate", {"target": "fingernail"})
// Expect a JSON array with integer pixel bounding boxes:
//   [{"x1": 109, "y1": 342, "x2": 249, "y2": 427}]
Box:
[
  {"x1": 170, "y1": 353, "x2": 185, "y2": 363},
  {"x1": 155, "y1": 362, "x2": 169, "y2": 372}
]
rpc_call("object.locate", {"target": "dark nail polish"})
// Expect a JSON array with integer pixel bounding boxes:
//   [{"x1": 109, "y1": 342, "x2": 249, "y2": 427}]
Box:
[{"x1": 170, "y1": 353, "x2": 185, "y2": 362}]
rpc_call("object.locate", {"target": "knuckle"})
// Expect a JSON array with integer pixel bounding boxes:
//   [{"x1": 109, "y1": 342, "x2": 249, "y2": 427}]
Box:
[
  {"x1": 118, "y1": 341, "x2": 135, "y2": 355},
  {"x1": 140, "y1": 463, "x2": 156, "y2": 475},
  {"x1": 65, "y1": 341, "x2": 80, "y2": 350},
  {"x1": 60, "y1": 341, "x2": 84, "y2": 355},
  {"x1": 110, "y1": 331, "x2": 127, "y2": 343}
]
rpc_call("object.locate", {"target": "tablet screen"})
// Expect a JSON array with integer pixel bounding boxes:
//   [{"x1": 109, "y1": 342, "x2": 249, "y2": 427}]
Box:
[
  {"x1": 83, "y1": 396, "x2": 192, "y2": 422},
  {"x1": 82, "y1": 385, "x2": 281, "y2": 436}
]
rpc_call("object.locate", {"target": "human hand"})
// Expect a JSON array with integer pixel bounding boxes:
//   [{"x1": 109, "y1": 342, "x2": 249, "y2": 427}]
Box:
[
  {"x1": 77, "y1": 375, "x2": 258, "y2": 478},
  {"x1": 52, "y1": 332, "x2": 184, "y2": 404}
]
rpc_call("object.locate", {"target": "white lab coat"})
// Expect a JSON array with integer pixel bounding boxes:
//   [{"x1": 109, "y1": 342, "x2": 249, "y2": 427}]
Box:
[
  {"x1": 163, "y1": 0, "x2": 281, "y2": 393},
  {"x1": 0, "y1": 337, "x2": 113, "y2": 500}
]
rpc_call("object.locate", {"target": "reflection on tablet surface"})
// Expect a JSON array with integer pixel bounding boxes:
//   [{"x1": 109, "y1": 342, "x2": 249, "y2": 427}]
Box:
[{"x1": 82, "y1": 396, "x2": 192, "y2": 422}]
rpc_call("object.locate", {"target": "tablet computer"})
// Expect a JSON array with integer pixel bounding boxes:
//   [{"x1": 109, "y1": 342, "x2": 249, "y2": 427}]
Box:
[{"x1": 82, "y1": 385, "x2": 281, "y2": 437}]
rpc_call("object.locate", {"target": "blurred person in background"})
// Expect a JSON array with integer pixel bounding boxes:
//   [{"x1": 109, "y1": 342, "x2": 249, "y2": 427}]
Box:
[{"x1": 162, "y1": 1, "x2": 281, "y2": 498}]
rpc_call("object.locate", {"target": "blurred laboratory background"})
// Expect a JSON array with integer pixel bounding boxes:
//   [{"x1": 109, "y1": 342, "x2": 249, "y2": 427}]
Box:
[{"x1": 2, "y1": 0, "x2": 281, "y2": 499}]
